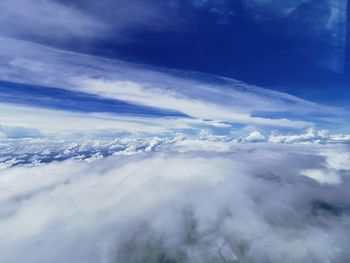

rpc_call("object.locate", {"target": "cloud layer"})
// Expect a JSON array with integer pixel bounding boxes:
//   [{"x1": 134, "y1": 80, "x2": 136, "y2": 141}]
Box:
[{"x1": 1, "y1": 142, "x2": 350, "y2": 263}]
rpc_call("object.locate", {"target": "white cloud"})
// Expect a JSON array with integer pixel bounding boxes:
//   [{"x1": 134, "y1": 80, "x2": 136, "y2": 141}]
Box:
[
  {"x1": 301, "y1": 169, "x2": 341, "y2": 185},
  {"x1": 269, "y1": 128, "x2": 322, "y2": 144},
  {"x1": 75, "y1": 78, "x2": 315, "y2": 129},
  {"x1": 0, "y1": 131, "x2": 7, "y2": 140},
  {"x1": 242, "y1": 130, "x2": 266, "y2": 142},
  {"x1": 0, "y1": 38, "x2": 345, "y2": 134},
  {"x1": 321, "y1": 149, "x2": 350, "y2": 171},
  {"x1": 267, "y1": 128, "x2": 350, "y2": 144},
  {"x1": 0, "y1": 142, "x2": 350, "y2": 262},
  {"x1": 0, "y1": 103, "x2": 220, "y2": 135},
  {"x1": 330, "y1": 133, "x2": 350, "y2": 142},
  {"x1": 300, "y1": 143, "x2": 350, "y2": 185}
]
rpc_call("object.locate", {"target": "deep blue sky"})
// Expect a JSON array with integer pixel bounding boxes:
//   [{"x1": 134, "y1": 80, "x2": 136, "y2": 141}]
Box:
[
  {"x1": 51, "y1": 0, "x2": 349, "y2": 102},
  {"x1": 1, "y1": 0, "x2": 348, "y2": 102}
]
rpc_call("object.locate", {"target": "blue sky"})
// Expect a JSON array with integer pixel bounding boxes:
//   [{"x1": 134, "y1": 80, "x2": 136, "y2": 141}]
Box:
[{"x1": 0, "y1": 0, "x2": 349, "y2": 138}]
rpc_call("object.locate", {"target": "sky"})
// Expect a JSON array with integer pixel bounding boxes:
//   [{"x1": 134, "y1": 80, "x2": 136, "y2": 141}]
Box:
[
  {"x1": 1, "y1": 1, "x2": 350, "y2": 263},
  {"x1": 0, "y1": 0, "x2": 349, "y2": 139}
]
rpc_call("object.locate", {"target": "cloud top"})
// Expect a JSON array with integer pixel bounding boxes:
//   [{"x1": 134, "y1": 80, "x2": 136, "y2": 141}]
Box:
[{"x1": 1, "y1": 142, "x2": 350, "y2": 263}]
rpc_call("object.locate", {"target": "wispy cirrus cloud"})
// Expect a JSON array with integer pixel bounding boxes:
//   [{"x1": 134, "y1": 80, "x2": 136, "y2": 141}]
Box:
[
  {"x1": 0, "y1": 103, "x2": 213, "y2": 136},
  {"x1": 0, "y1": 0, "x2": 177, "y2": 46},
  {"x1": 0, "y1": 37, "x2": 346, "y2": 136},
  {"x1": 0, "y1": 0, "x2": 108, "y2": 42},
  {"x1": 0, "y1": 1, "x2": 347, "y2": 137}
]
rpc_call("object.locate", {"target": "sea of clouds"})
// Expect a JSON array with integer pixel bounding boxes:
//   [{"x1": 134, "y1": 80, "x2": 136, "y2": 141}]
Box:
[{"x1": 1, "y1": 133, "x2": 350, "y2": 263}]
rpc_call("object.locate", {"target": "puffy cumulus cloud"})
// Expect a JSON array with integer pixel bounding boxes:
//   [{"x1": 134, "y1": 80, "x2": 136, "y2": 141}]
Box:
[
  {"x1": 2, "y1": 128, "x2": 350, "y2": 170},
  {"x1": 268, "y1": 128, "x2": 320, "y2": 144},
  {"x1": 241, "y1": 130, "x2": 266, "y2": 143},
  {"x1": 1, "y1": 142, "x2": 350, "y2": 263},
  {"x1": 267, "y1": 128, "x2": 350, "y2": 144},
  {"x1": 0, "y1": 136, "x2": 179, "y2": 169}
]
